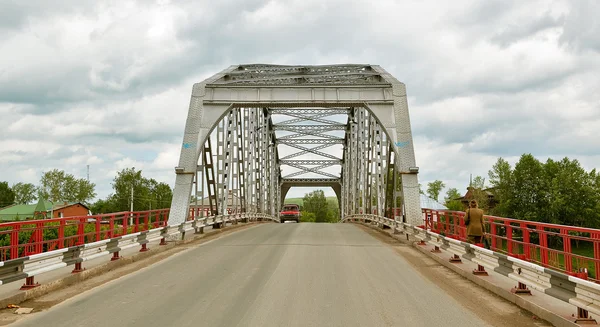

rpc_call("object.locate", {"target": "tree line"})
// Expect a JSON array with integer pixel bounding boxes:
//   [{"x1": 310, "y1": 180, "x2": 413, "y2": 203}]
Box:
[
  {"x1": 0, "y1": 168, "x2": 173, "y2": 215},
  {"x1": 423, "y1": 154, "x2": 600, "y2": 229},
  {"x1": 0, "y1": 169, "x2": 96, "y2": 207}
]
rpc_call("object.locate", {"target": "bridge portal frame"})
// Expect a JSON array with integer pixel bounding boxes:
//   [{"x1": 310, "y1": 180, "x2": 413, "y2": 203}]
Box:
[{"x1": 169, "y1": 64, "x2": 421, "y2": 226}]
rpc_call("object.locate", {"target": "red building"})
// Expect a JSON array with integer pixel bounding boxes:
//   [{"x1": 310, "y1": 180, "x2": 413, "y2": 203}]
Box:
[{"x1": 51, "y1": 202, "x2": 90, "y2": 218}]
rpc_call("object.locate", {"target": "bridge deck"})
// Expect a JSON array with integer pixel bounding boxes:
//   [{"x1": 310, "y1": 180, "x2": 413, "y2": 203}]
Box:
[{"x1": 10, "y1": 224, "x2": 552, "y2": 327}]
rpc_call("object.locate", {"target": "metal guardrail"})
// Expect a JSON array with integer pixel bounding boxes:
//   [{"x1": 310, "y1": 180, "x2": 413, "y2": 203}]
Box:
[
  {"x1": 421, "y1": 209, "x2": 600, "y2": 283},
  {"x1": 0, "y1": 213, "x2": 278, "y2": 289},
  {"x1": 342, "y1": 214, "x2": 600, "y2": 324}
]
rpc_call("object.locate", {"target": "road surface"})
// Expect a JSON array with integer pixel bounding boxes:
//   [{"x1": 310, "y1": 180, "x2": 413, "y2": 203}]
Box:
[{"x1": 14, "y1": 223, "x2": 498, "y2": 327}]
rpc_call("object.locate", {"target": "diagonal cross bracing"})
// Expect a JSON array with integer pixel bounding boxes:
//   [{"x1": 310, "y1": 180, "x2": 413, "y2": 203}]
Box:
[
  {"x1": 280, "y1": 144, "x2": 341, "y2": 160},
  {"x1": 277, "y1": 139, "x2": 345, "y2": 145},
  {"x1": 283, "y1": 163, "x2": 339, "y2": 179}
]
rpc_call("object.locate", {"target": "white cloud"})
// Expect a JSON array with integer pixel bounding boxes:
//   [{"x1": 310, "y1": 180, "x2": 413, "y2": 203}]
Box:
[{"x1": 0, "y1": 0, "x2": 598, "y2": 205}]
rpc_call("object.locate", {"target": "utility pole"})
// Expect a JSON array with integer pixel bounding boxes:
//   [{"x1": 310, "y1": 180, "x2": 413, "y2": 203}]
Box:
[{"x1": 130, "y1": 184, "x2": 134, "y2": 225}]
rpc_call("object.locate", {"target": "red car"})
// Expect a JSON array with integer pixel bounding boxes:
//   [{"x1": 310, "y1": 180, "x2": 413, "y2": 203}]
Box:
[{"x1": 280, "y1": 204, "x2": 300, "y2": 223}]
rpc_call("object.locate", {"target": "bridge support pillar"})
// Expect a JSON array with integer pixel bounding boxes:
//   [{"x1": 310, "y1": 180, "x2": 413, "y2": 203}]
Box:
[
  {"x1": 20, "y1": 277, "x2": 39, "y2": 290},
  {"x1": 111, "y1": 252, "x2": 120, "y2": 261},
  {"x1": 417, "y1": 240, "x2": 426, "y2": 246},
  {"x1": 431, "y1": 246, "x2": 441, "y2": 253}
]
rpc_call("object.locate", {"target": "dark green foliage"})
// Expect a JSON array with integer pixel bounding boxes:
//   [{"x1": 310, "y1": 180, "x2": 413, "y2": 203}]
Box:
[
  {"x1": 303, "y1": 190, "x2": 329, "y2": 223},
  {"x1": 12, "y1": 183, "x2": 37, "y2": 204},
  {"x1": 0, "y1": 181, "x2": 15, "y2": 208},
  {"x1": 426, "y1": 180, "x2": 445, "y2": 202},
  {"x1": 91, "y1": 168, "x2": 173, "y2": 214},
  {"x1": 487, "y1": 154, "x2": 600, "y2": 228},
  {"x1": 38, "y1": 169, "x2": 96, "y2": 205}
]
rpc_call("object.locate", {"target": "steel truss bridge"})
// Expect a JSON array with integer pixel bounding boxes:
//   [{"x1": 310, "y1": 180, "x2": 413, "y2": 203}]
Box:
[{"x1": 169, "y1": 64, "x2": 421, "y2": 226}]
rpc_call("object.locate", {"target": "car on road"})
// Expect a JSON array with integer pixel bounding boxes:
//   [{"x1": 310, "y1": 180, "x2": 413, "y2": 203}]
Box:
[{"x1": 280, "y1": 204, "x2": 300, "y2": 223}]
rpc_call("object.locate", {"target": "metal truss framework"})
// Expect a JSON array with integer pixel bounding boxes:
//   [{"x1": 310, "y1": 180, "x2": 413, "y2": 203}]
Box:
[{"x1": 169, "y1": 64, "x2": 422, "y2": 226}]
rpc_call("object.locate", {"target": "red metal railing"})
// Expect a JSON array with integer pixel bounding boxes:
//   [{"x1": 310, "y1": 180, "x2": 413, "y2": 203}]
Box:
[
  {"x1": 0, "y1": 209, "x2": 169, "y2": 261},
  {"x1": 422, "y1": 208, "x2": 600, "y2": 283}
]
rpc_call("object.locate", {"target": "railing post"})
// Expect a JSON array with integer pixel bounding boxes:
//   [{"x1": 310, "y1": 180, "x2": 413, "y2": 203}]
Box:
[
  {"x1": 539, "y1": 226, "x2": 548, "y2": 267},
  {"x1": 505, "y1": 221, "x2": 513, "y2": 256},
  {"x1": 449, "y1": 254, "x2": 462, "y2": 263},
  {"x1": 511, "y1": 281, "x2": 532, "y2": 295},
  {"x1": 561, "y1": 228, "x2": 573, "y2": 273},
  {"x1": 122, "y1": 212, "x2": 128, "y2": 237},
  {"x1": 10, "y1": 225, "x2": 20, "y2": 260},
  {"x1": 77, "y1": 218, "x2": 85, "y2": 246},
  {"x1": 511, "y1": 268, "x2": 532, "y2": 295},
  {"x1": 572, "y1": 269, "x2": 597, "y2": 324},
  {"x1": 95, "y1": 217, "x2": 101, "y2": 242},
  {"x1": 35, "y1": 222, "x2": 43, "y2": 254},
  {"x1": 490, "y1": 218, "x2": 497, "y2": 250},
  {"x1": 20, "y1": 276, "x2": 39, "y2": 290},
  {"x1": 58, "y1": 220, "x2": 65, "y2": 249},
  {"x1": 521, "y1": 223, "x2": 530, "y2": 260},
  {"x1": 473, "y1": 264, "x2": 488, "y2": 276},
  {"x1": 594, "y1": 232, "x2": 600, "y2": 281},
  {"x1": 72, "y1": 262, "x2": 84, "y2": 273},
  {"x1": 140, "y1": 243, "x2": 149, "y2": 252}
]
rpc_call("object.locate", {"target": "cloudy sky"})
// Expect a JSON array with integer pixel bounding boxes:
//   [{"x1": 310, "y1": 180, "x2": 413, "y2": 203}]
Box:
[{"x1": 1, "y1": 0, "x2": 599, "y2": 204}]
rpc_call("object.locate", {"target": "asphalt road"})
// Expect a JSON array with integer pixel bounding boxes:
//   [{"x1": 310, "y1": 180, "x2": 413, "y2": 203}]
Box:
[{"x1": 13, "y1": 223, "x2": 492, "y2": 327}]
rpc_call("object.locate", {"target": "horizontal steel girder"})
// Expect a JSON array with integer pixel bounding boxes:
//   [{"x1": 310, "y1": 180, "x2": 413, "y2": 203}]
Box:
[
  {"x1": 281, "y1": 178, "x2": 341, "y2": 184},
  {"x1": 270, "y1": 109, "x2": 350, "y2": 115},
  {"x1": 280, "y1": 160, "x2": 342, "y2": 165},
  {"x1": 273, "y1": 125, "x2": 347, "y2": 131}
]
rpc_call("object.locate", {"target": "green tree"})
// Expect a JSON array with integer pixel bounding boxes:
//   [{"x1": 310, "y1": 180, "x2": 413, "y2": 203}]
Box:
[
  {"x1": 147, "y1": 179, "x2": 173, "y2": 209},
  {"x1": 38, "y1": 169, "x2": 96, "y2": 204},
  {"x1": 303, "y1": 190, "x2": 329, "y2": 222},
  {"x1": 444, "y1": 187, "x2": 463, "y2": 211},
  {"x1": 426, "y1": 180, "x2": 445, "y2": 202},
  {"x1": 488, "y1": 158, "x2": 513, "y2": 216},
  {"x1": 90, "y1": 197, "x2": 119, "y2": 214},
  {"x1": 511, "y1": 154, "x2": 547, "y2": 222},
  {"x1": 544, "y1": 158, "x2": 598, "y2": 227},
  {"x1": 12, "y1": 182, "x2": 37, "y2": 204},
  {"x1": 111, "y1": 168, "x2": 150, "y2": 212},
  {"x1": 0, "y1": 181, "x2": 15, "y2": 207},
  {"x1": 326, "y1": 197, "x2": 340, "y2": 222}
]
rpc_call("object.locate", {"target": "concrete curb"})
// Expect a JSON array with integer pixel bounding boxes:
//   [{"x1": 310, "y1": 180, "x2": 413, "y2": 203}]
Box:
[
  {"x1": 357, "y1": 222, "x2": 580, "y2": 327},
  {"x1": 0, "y1": 221, "x2": 267, "y2": 309}
]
